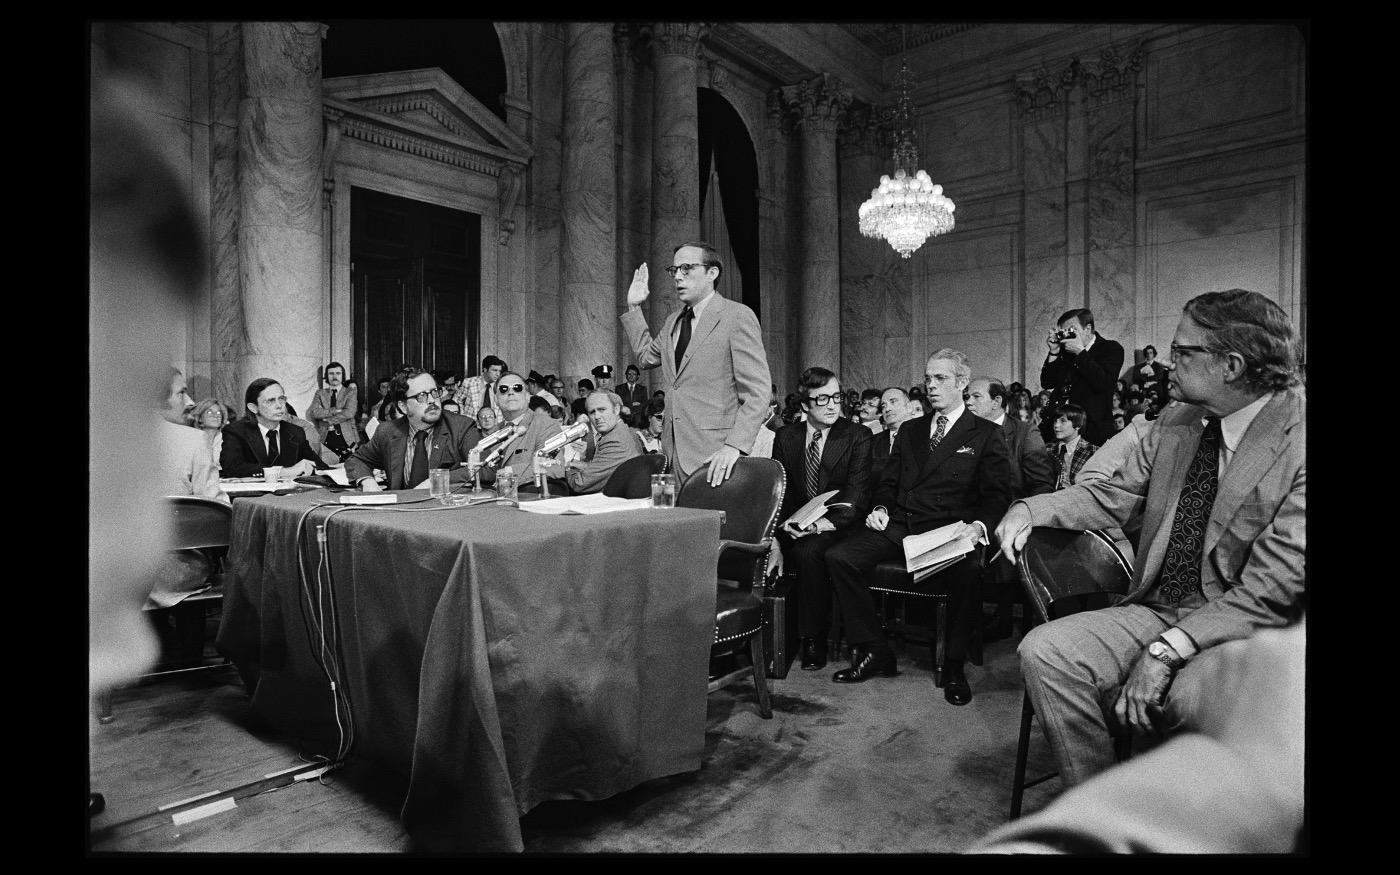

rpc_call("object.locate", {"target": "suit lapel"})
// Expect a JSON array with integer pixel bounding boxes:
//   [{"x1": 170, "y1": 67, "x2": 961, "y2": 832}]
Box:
[
  {"x1": 1204, "y1": 391, "x2": 1294, "y2": 556},
  {"x1": 662, "y1": 308, "x2": 683, "y2": 380},
  {"x1": 677, "y1": 296, "x2": 723, "y2": 377},
  {"x1": 921, "y1": 412, "x2": 973, "y2": 477},
  {"x1": 819, "y1": 420, "x2": 850, "y2": 489},
  {"x1": 1134, "y1": 423, "x2": 1198, "y2": 591}
]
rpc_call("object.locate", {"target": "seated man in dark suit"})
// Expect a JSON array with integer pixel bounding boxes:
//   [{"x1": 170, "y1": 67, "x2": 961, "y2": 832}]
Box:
[
  {"x1": 220, "y1": 377, "x2": 327, "y2": 478},
  {"x1": 869, "y1": 386, "x2": 916, "y2": 482},
  {"x1": 965, "y1": 376, "x2": 1054, "y2": 640},
  {"x1": 770, "y1": 367, "x2": 873, "y2": 671},
  {"x1": 345, "y1": 368, "x2": 483, "y2": 491},
  {"x1": 825, "y1": 349, "x2": 1012, "y2": 705},
  {"x1": 475, "y1": 370, "x2": 565, "y2": 491}
]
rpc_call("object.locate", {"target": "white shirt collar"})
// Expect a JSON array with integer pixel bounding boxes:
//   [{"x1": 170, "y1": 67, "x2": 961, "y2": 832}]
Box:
[
  {"x1": 990, "y1": 411, "x2": 1006, "y2": 426},
  {"x1": 1217, "y1": 393, "x2": 1271, "y2": 464},
  {"x1": 686, "y1": 289, "x2": 717, "y2": 320},
  {"x1": 258, "y1": 421, "x2": 277, "y2": 440},
  {"x1": 1060, "y1": 433, "x2": 1082, "y2": 457},
  {"x1": 929, "y1": 402, "x2": 966, "y2": 435},
  {"x1": 807, "y1": 420, "x2": 832, "y2": 445},
  {"x1": 1082, "y1": 331, "x2": 1097, "y2": 351}
]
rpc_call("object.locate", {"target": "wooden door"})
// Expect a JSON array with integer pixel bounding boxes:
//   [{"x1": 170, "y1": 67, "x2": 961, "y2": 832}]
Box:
[{"x1": 351, "y1": 187, "x2": 480, "y2": 390}]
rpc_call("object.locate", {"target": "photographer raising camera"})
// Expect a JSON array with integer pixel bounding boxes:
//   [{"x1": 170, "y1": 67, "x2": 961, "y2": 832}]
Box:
[{"x1": 1039, "y1": 307, "x2": 1124, "y2": 447}]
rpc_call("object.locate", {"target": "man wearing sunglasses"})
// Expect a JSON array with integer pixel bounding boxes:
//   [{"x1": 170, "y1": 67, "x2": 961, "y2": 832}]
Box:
[
  {"x1": 620, "y1": 241, "x2": 772, "y2": 485},
  {"x1": 474, "y1": 370, "x2": 566, "y2": 491},
  {"x1": 345, "y1": 368, "x2": 484, "y2": 491}
]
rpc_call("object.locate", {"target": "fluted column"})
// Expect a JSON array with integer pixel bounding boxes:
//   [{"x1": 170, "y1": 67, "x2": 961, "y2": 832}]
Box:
[
  {"x1": 561, "y1": 22, "x2": 618, "y2": 391},
  {"x1": 237, "y1": 22, "x2": 325, "y2": 415},
  {"x1": 782, "y1": 74, "x2": 851, "y2": 373},
  {"x1": 644, "y1": 22, "x2": 708, "y2": 321}
]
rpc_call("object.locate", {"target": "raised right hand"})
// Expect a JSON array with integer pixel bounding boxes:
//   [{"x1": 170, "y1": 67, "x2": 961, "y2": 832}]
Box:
[{"x1": 626, "y1": 263, "x2": 650, "y2": 307}]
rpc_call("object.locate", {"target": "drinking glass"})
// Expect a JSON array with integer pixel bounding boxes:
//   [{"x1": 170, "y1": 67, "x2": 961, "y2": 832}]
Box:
[
  {"x1": 429, "y1": 469, "x2": 451, "y2": 504},
  {"x1": 496, "y1": 468, "x2": 518, "y2": 503}
]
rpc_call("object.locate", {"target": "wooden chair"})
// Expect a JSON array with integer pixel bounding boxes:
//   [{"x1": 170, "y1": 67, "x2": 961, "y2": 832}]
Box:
[
  {"x1": 95, "y1": 496, "x2": 234, "y2": 724},
  {"x1": 602, "y1": 452, "x2": 669, "y2": 499},
  {"x1": 867, "y1": 553, "x2": 985, "y2": 688},
  {"x1": 678, "y1": 457, "x2": 785, "y2": 719},
  {"x1": 1009, "y1": 527, "x2": 1134, "y2": 819}
]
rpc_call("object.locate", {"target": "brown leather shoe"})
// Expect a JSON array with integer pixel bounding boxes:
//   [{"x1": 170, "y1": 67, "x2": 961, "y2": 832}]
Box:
[{"x1": 832, "y1": 647, "x2": 897, "y2": 683}]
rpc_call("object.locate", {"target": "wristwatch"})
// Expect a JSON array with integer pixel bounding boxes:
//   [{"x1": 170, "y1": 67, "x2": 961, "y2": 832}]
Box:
[{"x1": 1146, "y1": 639, "x2": 1186, "y2": 671}]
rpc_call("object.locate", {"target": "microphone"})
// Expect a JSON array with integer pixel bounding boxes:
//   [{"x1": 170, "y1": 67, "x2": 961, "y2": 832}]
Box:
[
  {"x1": 535, "y1": 421, "x2": 589, "y2": 457},
  {"x1": 474, "y1": 422, "x2": 518, "y2": 454},
  {"x1": 482, "y1": 423, "x2": 528, "y2": 467}
]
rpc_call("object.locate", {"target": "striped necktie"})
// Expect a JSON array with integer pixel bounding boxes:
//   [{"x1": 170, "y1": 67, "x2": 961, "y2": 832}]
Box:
[
  {"x1": 805, "y1": 429, "x2": 822, "y2": 498},
  {"x1": 928, "y1": 415, "x2": 948, "y2": 450}
]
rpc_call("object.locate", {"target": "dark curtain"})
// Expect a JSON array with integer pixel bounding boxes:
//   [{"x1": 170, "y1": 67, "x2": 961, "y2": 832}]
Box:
[{"x1": 697, "y1": 89, "x2": 761, "y2": 318}]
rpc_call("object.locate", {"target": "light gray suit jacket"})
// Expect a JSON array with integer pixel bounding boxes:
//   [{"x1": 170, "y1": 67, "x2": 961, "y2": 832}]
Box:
[
  {"x1": 566, "y1": 424, "x2": 644, "y2": 494},
  {"x1": 308, "y1": 386, "x2": 360, "y2": 448},
  {"x1": 1017, "y1": 387, "x2": 1305, "y2": 651},
  {"x1": 621, "y1": 293, "x2": 772, "y2": 479}
]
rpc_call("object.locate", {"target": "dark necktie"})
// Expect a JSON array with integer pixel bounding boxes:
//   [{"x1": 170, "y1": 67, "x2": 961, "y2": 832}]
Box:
[
  {"x1": 928, "y1": 415, "x2": 948, "y2": 450},
  {"x1": 889, "y1": 428, "x2": 898, "y2": 452},
  {"x1": 805, "y1": 430, "x2": 822, "y2": 499},
  {"x1": 330, "y1": 389, "x2": 337, "y2": 408},
  {"x1": 266, "y1": 428, "x2": 280, "y2": 464},
  {"x1": 675, "y1": 306, "x2": 694, "y2": 363},
  {"x1": 1056, "y1": 443, "x2": 1069, "y2": 489},
  {"x1": 409, "y1": 429, "x2": 430, "y2": 488},
  {"x1": 1157, "y1": 417, "x2": 1223, "y2": 604}
]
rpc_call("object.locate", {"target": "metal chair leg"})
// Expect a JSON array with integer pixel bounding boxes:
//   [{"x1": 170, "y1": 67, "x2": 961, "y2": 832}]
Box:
[
  {"x1": 1009, "y1": 692, "x2": 1035, "y2": 819},
  {"x1": 748, "y1": 633, "x2": 772, "y2": 719}
]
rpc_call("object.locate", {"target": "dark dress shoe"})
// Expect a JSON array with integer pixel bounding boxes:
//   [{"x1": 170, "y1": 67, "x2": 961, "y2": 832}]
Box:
[
  {"x1": 943, "y1": 664, "x2": 973, "y2": 706},
  {"x1": 832, "y1": 648, "x2": 897, "y2": 683},
  {"x1": 89, "y1": 792, "x2": 105, "y2": 817},
  {"x1": 799, "y1": 637, "x2": 828, "y2": 671}
]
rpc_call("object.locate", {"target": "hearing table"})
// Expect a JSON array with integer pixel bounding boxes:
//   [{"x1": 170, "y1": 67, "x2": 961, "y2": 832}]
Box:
[{"x1": 217, "y1": 489, "x2": 722, "y2": 852}]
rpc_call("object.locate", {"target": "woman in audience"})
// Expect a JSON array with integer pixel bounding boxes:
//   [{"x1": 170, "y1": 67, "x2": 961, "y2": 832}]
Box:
[
  {"x1": 186, "y1": 398, "x2": 227, "y2": 473},
  {"x1": 637, "y1": 398, "x2": 665, "y2": 454}
]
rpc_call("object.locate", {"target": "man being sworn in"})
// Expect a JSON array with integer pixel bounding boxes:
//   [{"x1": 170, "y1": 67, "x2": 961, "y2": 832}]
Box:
[{"x1": 620, "y1": 241, "x2": 772, "y2": 485}]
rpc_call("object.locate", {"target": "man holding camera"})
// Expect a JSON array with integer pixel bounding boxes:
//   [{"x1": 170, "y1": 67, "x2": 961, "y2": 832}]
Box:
[{"x1": 1039, "y1": 308, "x2": 1124, "y2": 447}]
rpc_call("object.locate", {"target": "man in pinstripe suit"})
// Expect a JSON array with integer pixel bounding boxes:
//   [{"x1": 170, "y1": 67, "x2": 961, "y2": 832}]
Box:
[{"x1": 996, "y1": 289, "x2": 1305, "y2": 789}]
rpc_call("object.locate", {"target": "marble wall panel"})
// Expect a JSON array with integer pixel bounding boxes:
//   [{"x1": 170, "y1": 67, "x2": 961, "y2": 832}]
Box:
[
  {"x1": 917, "y1": 91, "x2": 1018, "y2": 185},
  {"x1": 926, "y1": 329, "x2": 1012, "y2": 388},
  {"x1": 104, "y1": 24, "x2": 194, "y2": 123},
  {"x1": 1146, "y1": 26, "x2": 1301, "y2": 146}
]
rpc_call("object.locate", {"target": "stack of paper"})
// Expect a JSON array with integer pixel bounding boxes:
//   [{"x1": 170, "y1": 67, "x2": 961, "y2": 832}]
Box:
[
  {"x1": 902, "y1": 521, "x2": 975, "y2": 581},
  {"x1": 784, "y1": 489, "x2": 845, "y2": 530},
  {"x1": 515, "y1": 494, "x2": 653, "y2": 515}
]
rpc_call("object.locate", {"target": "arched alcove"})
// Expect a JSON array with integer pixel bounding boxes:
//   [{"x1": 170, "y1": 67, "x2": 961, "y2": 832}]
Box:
[
  {"x1": 322, "y1": 19, "x2": 508, "y2": 120},
  {"x1": 697, "y1": 88, "x2": 760, "y2": 317}
]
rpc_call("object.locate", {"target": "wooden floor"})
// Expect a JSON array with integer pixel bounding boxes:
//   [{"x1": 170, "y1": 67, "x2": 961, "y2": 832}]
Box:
[{"x1": 89, "y1": 608, "x2": 1047, "y2": 855}]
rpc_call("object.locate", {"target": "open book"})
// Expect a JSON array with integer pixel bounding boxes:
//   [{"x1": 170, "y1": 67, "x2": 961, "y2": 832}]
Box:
[
  {"x1": 903, "y1": 521, "x2": 976, "y2": 582},
  {"x1": 783, "y1": 489, "x2": 853, "y2": 531}
]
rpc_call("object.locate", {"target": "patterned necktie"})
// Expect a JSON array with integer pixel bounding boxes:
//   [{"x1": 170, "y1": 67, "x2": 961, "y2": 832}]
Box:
[
  {"x1": 1157, "y1": 417, "x2": 1223, "y2": 604},
  {"x1": 805, "y1": 429, "x2": 822, "y2": 498},
  {"x1": 1056, "y1": 443, "x2": 1069, "y2": 490},
  {"x1": 266, "y1": 428, "x2": 280, "y2": 465},
  {"x1": 409, "y1": 428, "x2": 430, "y2": 487},
  {"x1": 675, "y1": 306, "x2": 695, "y2": 363},
  {"x1": 928, "y1": 415, "x2": 948, "y2": 450}
]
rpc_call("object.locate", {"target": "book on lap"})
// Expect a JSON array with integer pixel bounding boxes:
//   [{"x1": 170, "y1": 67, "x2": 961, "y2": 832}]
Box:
[{"x1": 903, "y1": 521, "x2": 975, "y2": 581}]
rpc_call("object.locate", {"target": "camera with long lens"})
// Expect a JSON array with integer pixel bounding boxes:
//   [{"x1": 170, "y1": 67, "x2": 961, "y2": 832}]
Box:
[{"x1": 1051, "y1": 326, "x2": 1079, "y2": 343}]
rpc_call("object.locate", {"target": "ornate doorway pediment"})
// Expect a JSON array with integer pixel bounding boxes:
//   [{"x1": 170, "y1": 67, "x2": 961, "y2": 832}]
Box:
[{"x1": 324, "y1": 68, "x2": 533, "y2": 176}]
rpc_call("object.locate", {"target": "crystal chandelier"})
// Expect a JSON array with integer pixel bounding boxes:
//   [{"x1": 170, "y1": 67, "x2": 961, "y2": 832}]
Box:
[{"x1": 858, "y1": 56, "x2": 955, "y2": 258}]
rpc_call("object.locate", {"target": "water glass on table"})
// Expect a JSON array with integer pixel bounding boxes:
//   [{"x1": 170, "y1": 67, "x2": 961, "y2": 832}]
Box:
[
  {"x1": 262, "y1": 466, "x2": 281, "y2": 485},
  {"x1": 650, "y1": 473, "x2": 678, "y2": 508},
  {"x1": 429, "y1": 468, "x2": 451, "y2": 504},
  {"x1": 496, "y1": 467, "x2": 518, "y2": 503}
]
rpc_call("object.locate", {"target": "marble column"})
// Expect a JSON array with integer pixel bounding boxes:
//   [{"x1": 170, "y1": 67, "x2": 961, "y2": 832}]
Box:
[
  {"x1": 237, "y1": 22, "x2": 326, "y2": 416},
  {"x1": 644, "y1": 22, "x2": 708, "y2": 322},
  {"x1": 1082, "y1": 45, "x2": 1143, "y2": 354},
  {"x1": 759, "y1": 90, "x2": 791, "y2": 393},
  {"x1": 209, "y1": 22, "x2": 244, "y2": 410},
  {"x1": 783, "y1": 74, "x2": 850, "y2": 374},
  {"x1": 1016, "y1": 60, "x2": 1077, "y2": 390},
  {"x1": 614, "y1": 24, "x2": 654, "y2": 374},
  {"x1": 560, "y1": 22, "x2": 618, "y2": 391}
]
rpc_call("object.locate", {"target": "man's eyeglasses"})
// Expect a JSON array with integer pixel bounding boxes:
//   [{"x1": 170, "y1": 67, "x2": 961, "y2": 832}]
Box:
[
  {"x1": 663, "y1": 262, "x2": 714, "y2": 278},
  {"x1": 806, "y1": 393, "x2": 842, "y2": 407},
  {"x1": 407, "y1": 388, "x2": 443, "y2": 404},
  {"x1": 651, "y1": 413, "x2": 665, "y2": 420},
  {"x1": 1168, "y1": 343, "x2": 1218, "y2": 362},
  {"x1": 497, "y1": 384, "x2": 527, "y2": 394}
]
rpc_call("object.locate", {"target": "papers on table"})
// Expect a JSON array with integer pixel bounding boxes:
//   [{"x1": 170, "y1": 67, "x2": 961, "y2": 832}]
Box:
[
  {"x1": 902, "y1": 521, "x2": 975, "y2": 582},
  {"x1": 219, "y1": 478, "x2": 299, "y2": 495},
  {"x1": 783, "y1": 489, "x2": 853, "y2": 531},
  {"x1": 515, "y1": 494, "x2": 654, "y2": 515}
]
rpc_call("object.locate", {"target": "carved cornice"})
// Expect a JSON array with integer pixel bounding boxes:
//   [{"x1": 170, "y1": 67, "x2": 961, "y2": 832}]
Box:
[
  {"x1": 1080, "y1": 43, "x2": 1144, "y2": 106},
  {"x1": 778, "y1": 73, "x2": 853, "y2": 135},
  {"x1": 356, "y1": 93, "x2": 478, "y2": 140},
  {"x1": 1015, "y1": 58, "x2": 1080, "y2": 121},
  {"x1": 837, "y1": 101, "x2": 887, "y2": 158},
  {"x1": 338, "y1": 115, "x2": 508, "y2": 177},
  {"x1": 643, "y1": 22, "x2": 712, "y2": 60},
  {"x1": 704, "y1": 54, "x2": 730, "y2": 93},
  {"x1": 1016, "y1": 43, "x2": 1145, "y2": 119}
]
